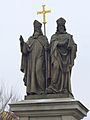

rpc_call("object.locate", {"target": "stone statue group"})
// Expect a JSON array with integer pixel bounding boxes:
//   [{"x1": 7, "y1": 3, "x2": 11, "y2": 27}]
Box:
[{"x1": 19, "y1": 17, "x2": 77, "y2": 96}]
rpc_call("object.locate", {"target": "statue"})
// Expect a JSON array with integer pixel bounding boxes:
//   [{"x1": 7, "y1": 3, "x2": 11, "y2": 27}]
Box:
[
  {"x1": 19, "y1": 20, "x2": 49, "y2": 95},
  {"x1": 19, "y1": 18, "x2": 77, "y2": 97},
  {"x1": 47, "y1": 17, "x2": 77, "y2": 95}
]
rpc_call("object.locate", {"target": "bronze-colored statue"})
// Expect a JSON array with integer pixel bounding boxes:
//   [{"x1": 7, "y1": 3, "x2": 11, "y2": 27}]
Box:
[
  {"x1": 19, "y1": 20, "x2": 49, "y2": 95},
  {"x1": 47, "y1": 17, "x2": 77, "y2": 95}
]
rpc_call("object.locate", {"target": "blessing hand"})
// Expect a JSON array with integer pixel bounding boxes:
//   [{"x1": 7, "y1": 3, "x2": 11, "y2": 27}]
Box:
[{"x1": 19, "y1": 35, "x2": 24, "y2": 43}]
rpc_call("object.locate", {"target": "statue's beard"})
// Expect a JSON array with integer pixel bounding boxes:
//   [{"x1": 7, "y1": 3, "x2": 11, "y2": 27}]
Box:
[
  {"x1": 58, "y1": 29, "x2": 65, "y2": 34},
  {"x1": 56, "y1": 26, "x2": 66, "y2": 34},
  {"x1": 33, "y1": 31, "x2": 40, "y2": 38},
  {"x1": 33, "y1": 29, "x2": 43, "y2": 38}
]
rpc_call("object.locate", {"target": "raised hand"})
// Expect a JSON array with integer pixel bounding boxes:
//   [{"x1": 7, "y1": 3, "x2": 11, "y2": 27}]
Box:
[{"x1": 19, "y1": 35, "x2": 24, "y2": 44}]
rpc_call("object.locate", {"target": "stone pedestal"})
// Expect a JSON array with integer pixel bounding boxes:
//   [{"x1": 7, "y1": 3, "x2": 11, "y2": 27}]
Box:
[{"x1": 10, "y1": 97, "x2": 88, "y2": 120}]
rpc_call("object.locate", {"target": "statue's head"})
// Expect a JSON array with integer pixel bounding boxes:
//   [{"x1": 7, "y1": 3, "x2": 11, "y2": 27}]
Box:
[
  {"x1": 33, "y1": 20, "x2": 43, "y2": 36},
  {"x1": 56, "y1": 17, "x2": 66, "y2": 34},
  {"x1": 33, "y1": 20, "x2": 42, "y2": 31}
]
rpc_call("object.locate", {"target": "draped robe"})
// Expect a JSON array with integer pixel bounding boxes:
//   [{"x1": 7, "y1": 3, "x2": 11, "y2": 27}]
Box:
[
  {"x1": 48, "y1": 33, "x2": 77, "y2": 94},
  {"x1": 20, "y1": 35, "x2": 49, "y2": 94}
]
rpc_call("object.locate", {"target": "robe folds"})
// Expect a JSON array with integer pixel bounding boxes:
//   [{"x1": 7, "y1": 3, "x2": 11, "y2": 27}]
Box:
[
  {"x1": 20, "y1": 35, "x2": 49, "y2": 94},
  {"x1": 48, "y1": 33, "x2": 77, "y2": 94}
]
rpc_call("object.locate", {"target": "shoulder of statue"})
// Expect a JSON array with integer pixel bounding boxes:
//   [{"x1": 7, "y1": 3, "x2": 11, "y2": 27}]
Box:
[
  {"x1": 50, "y1": 34, "x2": 58, "y2": 43},
  {"x1": 66, "y1": 33, "x2": 73, "y2": 39},
  {"x1": 39, "y1": 35, "x2": 47, "y2": 39},
  {"x1": 28, "y1": 36, "x2": 33, "y2": 40},
  {"x1": 39, "y1": 35, "x2": 49, "y2": 44},
  {"x1": 38, "y1": 35, "x2": 49, "y2": 47},
  {"x1": 66, "y1": 33, "x2": 77, "y2": 46},
  {"x1": 26, "y1": 36, "x2": 33, "y2": 44}
]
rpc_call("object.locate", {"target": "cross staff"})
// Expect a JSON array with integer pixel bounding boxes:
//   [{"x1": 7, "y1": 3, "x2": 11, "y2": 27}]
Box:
[
  {"x1": 37, "y1": 4, "x2": 51, "y2": 92},
  {"x1": 37, "y1": 5, "x2": 51, "y2": 35}
]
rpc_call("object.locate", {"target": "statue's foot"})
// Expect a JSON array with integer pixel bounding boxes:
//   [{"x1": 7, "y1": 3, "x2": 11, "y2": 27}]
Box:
[
  {"x1": 46, "y1": 87, "x2": 57, "y2": 94},
  {"x1": 58, "y1": 89, "x2": 68, "y2": 94},
  {"x1": 45, "y1": 88, "x2": 53, "y2": 94},
  {"x1": 39, "y1": 91, "x2": 45, "y2": 95},
  {"x1": 59, "y1": 89, "x2": 74, "y2": 96}
]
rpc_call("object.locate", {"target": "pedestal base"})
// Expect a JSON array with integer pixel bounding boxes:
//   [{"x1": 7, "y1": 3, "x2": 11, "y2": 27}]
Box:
[
  {"x1": 25, "y1": 93, "x2": 74, "y2": 100},
  {"x1": 10, "y1": 98, "x2": 88, "y2": 120}
]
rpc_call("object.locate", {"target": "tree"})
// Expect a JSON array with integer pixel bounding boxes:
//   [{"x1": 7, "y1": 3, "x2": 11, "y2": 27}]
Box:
[{"x1": 0, "y1": 80, "x2": 22, "y2": 113}]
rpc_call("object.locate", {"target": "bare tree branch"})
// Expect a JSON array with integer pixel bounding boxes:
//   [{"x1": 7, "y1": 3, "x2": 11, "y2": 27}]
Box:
[{"x1": 0, "y1": 79, "x2": 22, "y2": 113}]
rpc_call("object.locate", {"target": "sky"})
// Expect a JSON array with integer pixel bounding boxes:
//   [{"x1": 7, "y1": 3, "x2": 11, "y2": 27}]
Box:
[{"x1": 0, "y1": 0, "x2": 90, "y2": 119}]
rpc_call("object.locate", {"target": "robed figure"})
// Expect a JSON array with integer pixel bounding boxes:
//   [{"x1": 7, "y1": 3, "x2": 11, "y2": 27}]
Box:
[
  {"x1": 47, "y1": 18, "x2": 77, "y2": 95},
  {"x1": 19, "y1": 20, "x2": 49, "y2": 95}
]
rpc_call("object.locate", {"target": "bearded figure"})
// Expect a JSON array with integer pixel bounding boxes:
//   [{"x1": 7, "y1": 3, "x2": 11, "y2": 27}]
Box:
[
  {"x1": 47, "y1": 17, "x2": 77, "y2": 96},
  {"x1": 20, "y1": 20, "x2": 49, "y2": 95}
]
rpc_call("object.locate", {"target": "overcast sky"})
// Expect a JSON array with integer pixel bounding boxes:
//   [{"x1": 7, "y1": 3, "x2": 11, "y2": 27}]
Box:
[{"x1": 0, "y1": 0, "x2": 90, "y2": 119}]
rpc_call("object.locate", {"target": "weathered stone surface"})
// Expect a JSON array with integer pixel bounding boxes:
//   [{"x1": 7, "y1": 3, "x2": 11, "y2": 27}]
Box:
[
  {"x1": 19, "y1": 20, "x2": 49, "y2": 95},
  {"x1": 25, "y1": 93, "x2": 74, "y2": 100},
  {"x1": 19, "y1": 18, "x2": 77, "y2": 96},
  {"x1": 10, "y1": 98, "x2": 88, "y2": 120},
  {"x1": 47, "y1": 17, "x2": 77, "y2": 95}
]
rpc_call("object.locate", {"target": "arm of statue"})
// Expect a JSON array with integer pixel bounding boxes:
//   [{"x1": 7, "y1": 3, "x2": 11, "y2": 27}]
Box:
[
  {"x1": 19, "y1": 35, "x2": 29, "y2": 54},
  {"x1": 19, "y1": 35, "x2": 24, "y2": 44},
  {"x1": 69, "y1": 36, "x2": 77, "y2": 67},
  {"x1": 19, "y1": 35, "x2": 24, "y2": 52}
]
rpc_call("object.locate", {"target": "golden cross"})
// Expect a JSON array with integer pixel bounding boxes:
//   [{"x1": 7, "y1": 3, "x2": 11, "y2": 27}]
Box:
[{"x1": 37, "y1": 5, "x2": 51, "y2": 24}]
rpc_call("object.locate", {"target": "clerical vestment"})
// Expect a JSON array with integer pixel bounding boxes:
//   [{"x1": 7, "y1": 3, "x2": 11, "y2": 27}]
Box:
[
  {"x1": 20, "y1": 35, "x2": 49, "y2": 94},
  {"x1": 49, "y1": 33, "x2": 77, "y2": 94}
]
